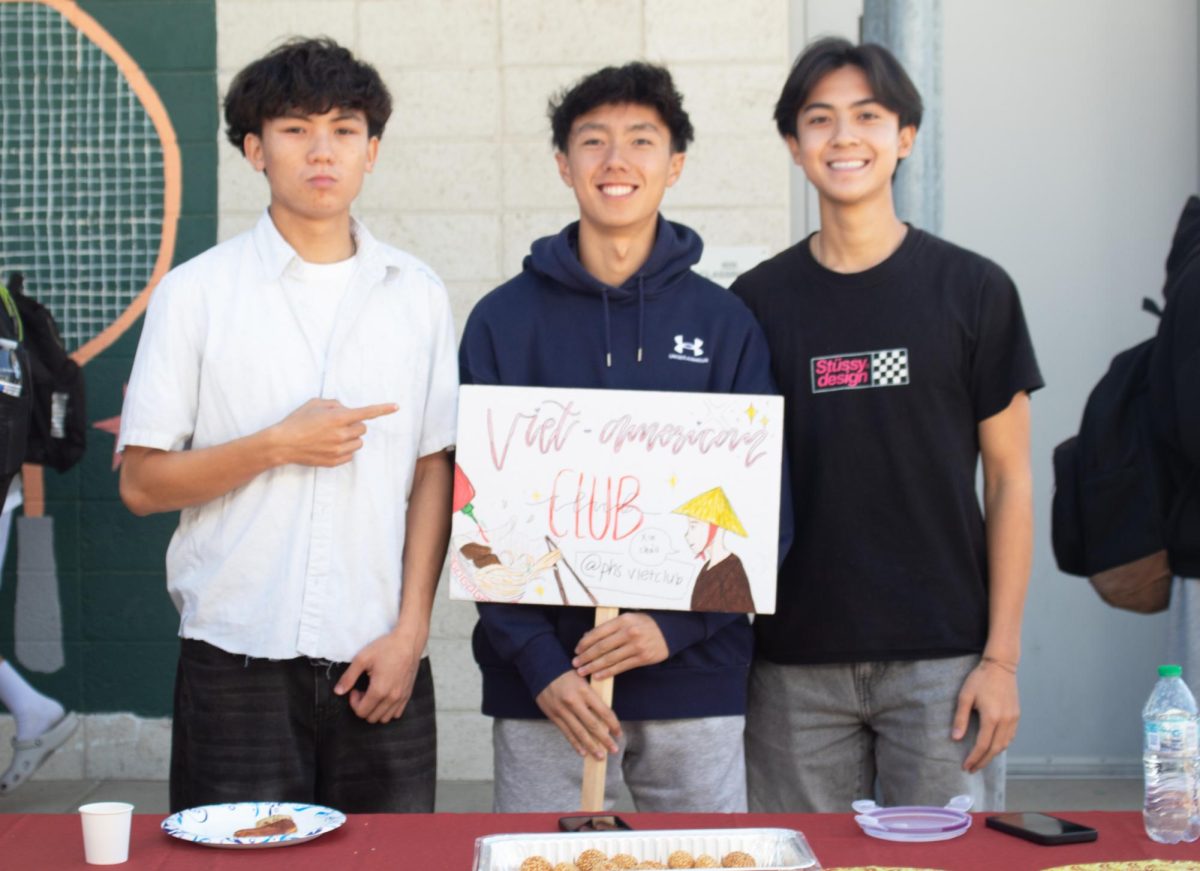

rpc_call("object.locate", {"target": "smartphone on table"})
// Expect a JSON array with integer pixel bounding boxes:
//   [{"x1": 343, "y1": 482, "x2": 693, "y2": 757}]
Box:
[
  {"x1": 985, "y1": 812, "x2": 1098, "y2": 845},
  {"x1": 558, "y1": 815, "x2": 633, "y2": 832}
]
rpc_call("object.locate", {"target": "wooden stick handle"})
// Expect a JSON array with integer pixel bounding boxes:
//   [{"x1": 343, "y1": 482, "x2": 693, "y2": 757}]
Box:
[{"x1": 579, "y1": 606, "x2": 619, "y2": 812}]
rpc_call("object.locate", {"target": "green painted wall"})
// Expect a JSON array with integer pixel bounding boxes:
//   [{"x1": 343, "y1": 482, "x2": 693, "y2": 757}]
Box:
[{"x1": 0, "y1": 0, "x2": 216, "y2": 716}]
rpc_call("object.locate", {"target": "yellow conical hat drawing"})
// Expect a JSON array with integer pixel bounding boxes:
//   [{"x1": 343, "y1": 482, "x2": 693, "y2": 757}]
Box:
[{"x1": 672, "y1": 486, "x2": 747, "y2": 537}]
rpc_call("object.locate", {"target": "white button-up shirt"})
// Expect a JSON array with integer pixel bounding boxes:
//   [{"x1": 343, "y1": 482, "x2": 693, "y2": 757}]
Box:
[{"x1": 119, "y1": 212, "x2": 458, "y2": 662}]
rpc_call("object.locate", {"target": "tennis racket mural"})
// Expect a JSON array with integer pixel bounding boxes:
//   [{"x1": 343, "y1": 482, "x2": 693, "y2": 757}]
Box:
[{"x1": 0, "y1": 0, "x2": 181, "y2": 671}]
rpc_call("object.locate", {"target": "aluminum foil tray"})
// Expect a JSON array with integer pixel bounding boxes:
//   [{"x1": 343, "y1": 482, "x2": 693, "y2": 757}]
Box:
[{"x1": 473, "y1": 827, "x2": 821, "y2": 870}]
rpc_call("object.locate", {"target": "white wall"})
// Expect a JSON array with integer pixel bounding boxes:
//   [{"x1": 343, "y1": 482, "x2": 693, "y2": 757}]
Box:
[
  {"x1": 216, "y1": 0, "x2": 792, "y2": 781},
  {"x1": 799, "y1": 0, "x2": 1200, "y2": 774},
  {"x1": 942, "y1": 0, "x2": 1199, "y2": 774}
]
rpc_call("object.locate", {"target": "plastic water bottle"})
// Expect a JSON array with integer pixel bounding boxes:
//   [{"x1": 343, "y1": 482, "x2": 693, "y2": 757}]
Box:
[{"x1": 1143, "y1": 664, "x2": 1200, "y2": 843}]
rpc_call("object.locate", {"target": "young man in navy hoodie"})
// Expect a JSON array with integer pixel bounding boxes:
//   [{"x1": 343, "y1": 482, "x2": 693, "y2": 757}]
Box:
[
  {"x1": 459, "y1": 62, "x2": 785, "y2": 812},
  {"x1": 732, "y1": 38, "x2": 1042, "y2": 812}
]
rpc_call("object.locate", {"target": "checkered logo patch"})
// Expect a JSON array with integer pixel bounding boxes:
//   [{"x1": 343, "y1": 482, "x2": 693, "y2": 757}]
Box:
[
  {"x1": 811, "y1": 348, "x2": 910, "y2": 393},
  {"x1": 871, "y1": 348, "x2": 910, "y2": 386}
]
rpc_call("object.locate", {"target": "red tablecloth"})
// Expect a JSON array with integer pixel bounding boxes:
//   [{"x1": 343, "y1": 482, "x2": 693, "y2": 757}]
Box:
[{"x1": 2, "y1": 811, "x2": 1199, "y2": 870}]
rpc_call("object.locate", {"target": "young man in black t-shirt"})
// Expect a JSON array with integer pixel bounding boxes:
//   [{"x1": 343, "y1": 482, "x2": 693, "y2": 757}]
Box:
[{"x1": 731, "y1": 37, "x2": 1043, "y2": 811}]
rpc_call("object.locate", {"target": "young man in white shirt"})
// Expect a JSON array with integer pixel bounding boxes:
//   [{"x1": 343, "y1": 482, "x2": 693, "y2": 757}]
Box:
[{"x1": 118, "y1": 38, "x2": 457, "y2": 813}]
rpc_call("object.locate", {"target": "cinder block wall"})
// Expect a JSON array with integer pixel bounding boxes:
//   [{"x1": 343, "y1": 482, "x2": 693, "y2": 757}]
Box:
[{"x1": 216, "y1": 0, "x2": 791, "y2": 781}]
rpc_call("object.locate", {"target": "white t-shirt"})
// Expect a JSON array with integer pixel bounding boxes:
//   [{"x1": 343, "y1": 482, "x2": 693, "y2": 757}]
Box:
[
  {"x1": 119, "y1": 211, "x2": 459, "y2": 662},
  {"x1": 281, "y1": 255, "x2": 356, "y2": 363}
]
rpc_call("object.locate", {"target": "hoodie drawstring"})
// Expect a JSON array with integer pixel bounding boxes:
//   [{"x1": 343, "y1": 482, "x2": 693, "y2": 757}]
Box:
[
  {"x1": 602, "y1": 277, "x2": 646, "y2": 367},
  {"x1": 602, "y1": 286, "x2": 613, "y2": 368},
  {"x1": 637, "y1": 276, "x2": 645, "y2": 363}
]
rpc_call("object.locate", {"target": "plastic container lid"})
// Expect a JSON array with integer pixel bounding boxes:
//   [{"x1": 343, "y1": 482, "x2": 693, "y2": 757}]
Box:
[
  {"x1": 1160, "y1": 664, "x2": 1184, "y2": 677},
  {"x1": 852, "y1": 796, "x2": 974, "y2": 843}
]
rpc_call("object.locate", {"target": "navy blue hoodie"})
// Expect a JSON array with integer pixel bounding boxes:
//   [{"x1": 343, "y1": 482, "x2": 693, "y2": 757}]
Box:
[{"x1": 459, "y1": 216, "x2": 791, "y2": 720}]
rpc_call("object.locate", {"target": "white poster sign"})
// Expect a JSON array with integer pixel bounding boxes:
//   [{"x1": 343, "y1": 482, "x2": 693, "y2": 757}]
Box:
[{"x1": 449, "y1": 385, "x2": 784, "y2": 614}]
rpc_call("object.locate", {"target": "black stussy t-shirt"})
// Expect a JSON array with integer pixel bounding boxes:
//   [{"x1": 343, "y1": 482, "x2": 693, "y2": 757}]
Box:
[{"x1": 732, "y1": 228, "x2": 1044, "y2": 664}]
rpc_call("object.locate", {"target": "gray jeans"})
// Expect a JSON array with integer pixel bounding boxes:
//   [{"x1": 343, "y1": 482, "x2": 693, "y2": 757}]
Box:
[
  {"x1": 745, "y1": 655, "x2": 1001, "y2": 813},
  {"x1": 493, "y1": 716, "x2": 747, "y2": 813}
]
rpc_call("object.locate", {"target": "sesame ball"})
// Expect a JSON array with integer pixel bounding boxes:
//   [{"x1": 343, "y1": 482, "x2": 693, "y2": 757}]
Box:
[
  {"x1": 576, "y1": 849, "x2": 609, "y2": 871},
  {"x1": 721, "y1": 851, "x2": 757, "y2": 868},
  {"x1": 667, "y1": 850, "x2": 696, "y2": 869},
  {"x1": 694, "y1": 856, "x2": 719, "y2": 868},
  {"x1": 519, "y1": 857, "x2": 554, "y2": 871}
]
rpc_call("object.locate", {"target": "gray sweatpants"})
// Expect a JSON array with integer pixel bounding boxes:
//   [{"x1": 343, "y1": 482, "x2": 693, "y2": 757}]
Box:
[{"x1": 492, "y1": 716, "x2": 747, "y2": 813}]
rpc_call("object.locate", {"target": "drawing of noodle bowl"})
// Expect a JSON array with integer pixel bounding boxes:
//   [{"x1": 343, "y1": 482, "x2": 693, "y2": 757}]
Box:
[{"x1": 458, "y1": 540, "x2": 563, "y2": 602}]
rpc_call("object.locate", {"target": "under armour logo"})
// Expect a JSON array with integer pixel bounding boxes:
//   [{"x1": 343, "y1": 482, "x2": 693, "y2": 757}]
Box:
[{"x1": 674, "y1": 335, "x2": 704, "y2": 356}]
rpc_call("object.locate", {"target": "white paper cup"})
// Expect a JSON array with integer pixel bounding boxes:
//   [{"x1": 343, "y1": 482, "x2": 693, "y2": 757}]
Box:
[{"x1": 78, "y1": 801, "x2": 134, "y2": 865}]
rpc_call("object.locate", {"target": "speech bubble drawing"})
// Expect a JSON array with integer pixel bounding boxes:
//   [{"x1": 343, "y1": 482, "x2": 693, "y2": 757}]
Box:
[{"x1": 629, "y1": 527, "x2": 675, "y2": 567}]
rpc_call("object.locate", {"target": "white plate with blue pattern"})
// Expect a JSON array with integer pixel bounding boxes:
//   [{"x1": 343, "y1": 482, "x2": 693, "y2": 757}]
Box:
[{"x1": 161, "y1": 802, "x2": 346, "y2": 849}]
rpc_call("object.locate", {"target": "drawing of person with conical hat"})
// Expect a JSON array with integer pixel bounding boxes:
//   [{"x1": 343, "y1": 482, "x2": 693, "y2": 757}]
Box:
[{"x1": 673, "y1": 486, "x2": 755, "y2": 613}]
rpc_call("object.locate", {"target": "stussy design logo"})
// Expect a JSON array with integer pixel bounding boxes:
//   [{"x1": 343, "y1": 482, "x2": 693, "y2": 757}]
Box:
[{"x1": 811, "y1": 348, "x2": 909, "y2": 393}]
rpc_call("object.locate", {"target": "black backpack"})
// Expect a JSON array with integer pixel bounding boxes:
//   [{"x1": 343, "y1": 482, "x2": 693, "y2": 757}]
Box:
[
  {"x1": 1053, "y1": 198, "x2": 1200, "y2": 612},
  {"x1": 5, "y1": 273, "x2": 86, "y2": 472},
  {"x1": 1051, "y1": 299, "x2": 1177, "y2": 612},
  {"x1": 0, "y1": 281, "x2": 32, "y2": 494},
  {"x1": 1149, "y1": 196, "x2": 1200, "y2": 579}
]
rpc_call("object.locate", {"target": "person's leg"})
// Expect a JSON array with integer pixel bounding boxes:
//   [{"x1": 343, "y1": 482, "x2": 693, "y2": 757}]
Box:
[
  {"x1": 0, "y1": 655, "x2": 76, "y2": 793},
  {"x1": 169, "y1": 639, "x2": 315, "y2": 813},
  {"x1": 492, "y1": 718, "x2": 624, "y2": 812},
  {"x1": 0, "y1": 657, "x2": 65, "y2": 741},
  {"x1": 316, "y1": 657, "x2": 437, "y2": 813},
  {"x1": 620, "y1": 716, "x2": 747, "y2": 812},
  {"x1": 1167, "y1": 577, "x2": 1200, "y2": 698},
  {"x1": 0, "y1": 496, "x2": 66, "y2": 743},
  {"x1": 745, "y1": 659, "x2": 874, "y2": 812},
  {"x1": 0, "y1": 495, "x2": 78, "y2": 793},
  {"x1": 870, "y1": 655, "x2": 988, "y2": 809}
]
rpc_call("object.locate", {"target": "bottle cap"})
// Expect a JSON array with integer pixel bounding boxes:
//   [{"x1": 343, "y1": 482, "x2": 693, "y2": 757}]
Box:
[{"x1": 1159, "y1": 664, "x2": 1183, "y2": 677}]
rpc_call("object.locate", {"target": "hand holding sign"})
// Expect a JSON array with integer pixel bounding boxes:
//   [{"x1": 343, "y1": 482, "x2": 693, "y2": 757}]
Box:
[
  {"x1": 572, "y1": 613, "x2": 669, "y2": 681},
  {"x1": 450, "y1": 385, "x2": 785, "y2": 811},
  {"x1": 536, "y1": 669, "x2": 621, "y2": 760}
]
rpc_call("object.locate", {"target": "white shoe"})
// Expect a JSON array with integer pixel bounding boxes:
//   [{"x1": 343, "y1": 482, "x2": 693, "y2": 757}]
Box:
[{"x1": 0, "y1": 711, "x2": 78, "y2": 793}]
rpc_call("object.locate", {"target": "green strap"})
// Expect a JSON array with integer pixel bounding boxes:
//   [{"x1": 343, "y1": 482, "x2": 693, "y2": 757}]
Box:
[{"x1": 0, "y1": 285, "x2": 21, "y2": 342}]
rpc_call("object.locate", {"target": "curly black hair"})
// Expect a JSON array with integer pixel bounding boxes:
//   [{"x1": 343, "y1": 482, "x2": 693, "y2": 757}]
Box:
[
  {"x1": 548, "y1": 62, "x2": 694, "y2": 154},
  {"x1": 774, "y1": 37, "x2": 922, "y2": 139},
  {"x1": 223, "y1": 37, "x2": 392, "y2": 152}
]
